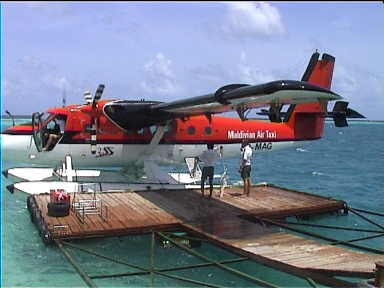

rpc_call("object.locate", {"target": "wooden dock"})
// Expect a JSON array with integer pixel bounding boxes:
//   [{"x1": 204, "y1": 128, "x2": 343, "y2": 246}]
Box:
[{"x1": 28, "y1": 184, "x2": 383, "y2": 286}]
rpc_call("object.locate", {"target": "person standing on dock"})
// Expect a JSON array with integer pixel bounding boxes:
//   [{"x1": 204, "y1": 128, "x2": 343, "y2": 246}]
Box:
[
  {"x1": 197, "y1": 144, "x2": 220, "y2": 198},
  {"x1": 240, "y1": 140, "x2": 253, "y2": 196}
]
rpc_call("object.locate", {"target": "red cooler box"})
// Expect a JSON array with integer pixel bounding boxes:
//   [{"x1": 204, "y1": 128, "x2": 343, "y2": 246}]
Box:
[{"x1": 50, "y1": 189, "x2": 70, "y2": 204}]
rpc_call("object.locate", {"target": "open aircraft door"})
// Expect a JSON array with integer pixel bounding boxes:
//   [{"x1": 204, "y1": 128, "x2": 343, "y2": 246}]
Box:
[{"x1": 32, "y1": 112, "x2": 44, "y2": 152}]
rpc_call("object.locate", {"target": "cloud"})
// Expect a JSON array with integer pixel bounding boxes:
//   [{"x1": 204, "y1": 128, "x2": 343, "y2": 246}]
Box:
[
  {"x1": 333, "y1": 65, "x2": 360, "y2": 94},
  {"x1": 53, "y1": 77, "x2": 70, "y2": 90},
  {"x1": 221, "y1": 2, "x2": 285, "y2": 40},
  {"x1": 185, "y1": 50, "x2": 278, "y2": 97},
  {"x1": 189, "y1": 64, "x2": 230, "y2": 85},
  {"x1": 98, "y1": 10, "x2": 143, "y2": 39},
  {"x1": 141, "y1": 53, "x2": 180, "y2": 96},
  {"x1": 331, "y1": 17, "x2": 353, "y2": 32},
  {"x1": 21, "y1": 1, "x2": 74, "y2": 16},
  {"x1": 4, "y1": 55, "x2": 86, "y2": 112},
  {"x1": 333, "y1": 63, "x2": 384, "y2": 120},
  {"x1": 237, "y1": 51, "x2": 275, "y2": 83}
]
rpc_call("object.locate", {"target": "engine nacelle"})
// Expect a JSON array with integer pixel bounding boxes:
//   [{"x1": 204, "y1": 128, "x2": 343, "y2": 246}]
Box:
[{"x1": 103, "y1": 100, "x2": 172, "y2": 130}]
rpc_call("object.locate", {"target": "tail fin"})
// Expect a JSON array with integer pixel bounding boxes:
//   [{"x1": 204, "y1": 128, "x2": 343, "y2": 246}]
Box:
[
  {"x1": 287, "y1": 52, "x2": 335, "y2": 139},
  {"x1": 301, "y1": 52, "x2": 335, "y2": 88}
]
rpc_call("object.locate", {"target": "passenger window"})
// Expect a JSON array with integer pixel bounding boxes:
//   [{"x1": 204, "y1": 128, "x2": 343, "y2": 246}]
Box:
[
  {"x1": 187, "y1": 126, "x2": 196, "y2": 135},
  {"x1": 137, "y1": 128, "x2": 145, "y2": 135},
  {"x1": 149, "y1": 126, "x2": 157, "y2": 135},
  {"x1": 204, "y1": 127, "x2": 212, "y2": 135}
]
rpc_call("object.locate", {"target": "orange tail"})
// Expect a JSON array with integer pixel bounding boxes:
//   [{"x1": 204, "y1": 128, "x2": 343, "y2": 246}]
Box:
[{"x1": 287, "y1": 52, "x2": 335, "y2": 139}]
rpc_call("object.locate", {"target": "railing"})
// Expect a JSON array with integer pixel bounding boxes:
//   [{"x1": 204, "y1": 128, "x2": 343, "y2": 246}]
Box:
[
  {"x1": 52, "y1": 224, "x2": 70, "y2": 238},
  {"x1": 71, "y1": 182, "x2": 108, "y2": 224},
  {"x1": 72, "y1": 198, "x2": 108, "y2": 224}
]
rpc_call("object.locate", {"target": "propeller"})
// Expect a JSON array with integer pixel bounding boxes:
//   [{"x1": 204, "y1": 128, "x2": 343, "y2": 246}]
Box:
[{"x1": 89, "y1": 84, "x2": 105, "y2": 154}]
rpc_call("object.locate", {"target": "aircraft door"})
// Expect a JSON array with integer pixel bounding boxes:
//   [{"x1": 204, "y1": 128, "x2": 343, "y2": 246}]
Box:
[
  {"x1": 32, "y1": 112, "x2": 44, "y2": 152},
  {"x1": 32, "y1": 113, "x2": 65, "y2": 152}
]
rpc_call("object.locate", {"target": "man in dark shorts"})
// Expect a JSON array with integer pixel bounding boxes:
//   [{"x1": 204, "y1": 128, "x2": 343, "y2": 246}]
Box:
[
  {"x1": 197, "y1": 144, "x2": 220, "y2": 198},
  {"x1": 240, "y1": 140, "x2": 253, "y2": 196}
]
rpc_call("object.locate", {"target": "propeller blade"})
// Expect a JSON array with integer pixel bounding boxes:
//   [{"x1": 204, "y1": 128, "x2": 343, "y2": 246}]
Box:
[
  {"x1": 90, "y1": 84, "x2": 104, "y2": 153},
  {"x1": 90, "y1": 118, "x2": 97, "y2": 154},
  {"x1": 93, "y1": 84, "x2": 105, "y2": 107}
]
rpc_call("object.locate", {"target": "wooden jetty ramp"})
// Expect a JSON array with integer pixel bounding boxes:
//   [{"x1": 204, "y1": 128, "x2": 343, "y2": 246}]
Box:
[{"x1": 28, "y1": 184, "x2": 384, "y2": 286}]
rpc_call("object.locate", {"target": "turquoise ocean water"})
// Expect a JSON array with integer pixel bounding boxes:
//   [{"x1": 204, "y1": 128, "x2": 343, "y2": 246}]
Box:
[{"x1": 1, "y1": 119, "x2": 383, "y2": 287}]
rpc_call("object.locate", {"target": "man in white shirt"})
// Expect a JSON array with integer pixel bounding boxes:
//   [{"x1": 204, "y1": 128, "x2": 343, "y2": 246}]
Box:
[
  {"x1": 240, "y1": 140, "x2": 253, "y2": 196},
  {"x1": 197, "y1": 144, "x2": 220, "y2": 198}
]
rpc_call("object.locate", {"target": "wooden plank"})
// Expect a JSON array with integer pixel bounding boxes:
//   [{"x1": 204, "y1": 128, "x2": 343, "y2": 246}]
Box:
[{"x1": 29, "y1": 186, "x2": 381, "y2": 283}]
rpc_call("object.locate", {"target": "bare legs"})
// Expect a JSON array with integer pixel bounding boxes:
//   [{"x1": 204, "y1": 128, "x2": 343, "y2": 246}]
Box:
[
  {"x1": 209, "y1": 177, "x2": 213, "y2": 198},
  {"x1": 43, "y1": 134, "x2": 59, "y2": 151},
  {"x1": 243, "y1": 177, "x2": 251, "y2": 196},
  {"x1": 201, "y1": 177, "x2": 213, "y2": 198}
]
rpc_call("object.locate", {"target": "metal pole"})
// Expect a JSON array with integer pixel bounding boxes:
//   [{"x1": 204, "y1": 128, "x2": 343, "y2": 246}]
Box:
[
  {"x1": 157, "y1": 232, "x2": 280, "y2": 288},
  {"x1": 55, "y1": 240, "x2": 98, "y2": 288},
  {"x1": 89, "y1": 257, "x2": 248, "y2": 279},
  {"x1": 61, "y1": 240, "x2": 148, "y2": 271},
  {"x1": 305, "y1": 277, "x2": 319, "y2": 288},
  {"x1": 156, "y1": 271, "x2": 225, "y2": 288},
  {"x1": 61, "y1": 238, "x2": 247, "y2": 287},
  {"x1": 150, "y1": 232, "x2": 155, "y2": 287}
]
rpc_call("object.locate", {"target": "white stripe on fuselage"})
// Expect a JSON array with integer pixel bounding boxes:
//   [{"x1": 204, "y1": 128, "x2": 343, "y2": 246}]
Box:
[{"x1": 1, "y1": 134, "x2": 307, "y2": 167}]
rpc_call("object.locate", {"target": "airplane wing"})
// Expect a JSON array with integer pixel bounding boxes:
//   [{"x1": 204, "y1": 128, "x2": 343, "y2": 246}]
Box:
[
  {"x1": 103, "y1": 80, "x2": 341, "y2": 130},
  {"x1": 151, "y1": 80, "x2": 341, "y2": 116}
]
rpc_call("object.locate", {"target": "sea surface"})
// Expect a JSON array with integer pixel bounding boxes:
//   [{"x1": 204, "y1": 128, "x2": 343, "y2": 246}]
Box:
[{"x1": 1, "y1": 119, "x2": 383, "y2": 287}]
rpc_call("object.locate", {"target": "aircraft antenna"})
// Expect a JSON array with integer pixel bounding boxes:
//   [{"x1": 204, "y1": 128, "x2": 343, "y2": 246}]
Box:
[
  {"x1": 5, "y1": 110, "x2": 15, "y2": 127},
  {"x1": 62, "y1": 87, "x2": 67, "y2": 107}
]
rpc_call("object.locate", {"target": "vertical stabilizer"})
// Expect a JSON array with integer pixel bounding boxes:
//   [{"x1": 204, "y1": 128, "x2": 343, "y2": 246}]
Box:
[{"x1": 288, "y1": 52, "x2": 336, "y2": 139}]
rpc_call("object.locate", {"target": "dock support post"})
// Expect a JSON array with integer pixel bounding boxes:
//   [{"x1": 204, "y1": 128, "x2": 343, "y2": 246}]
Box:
[{"x1": 375, "y1": 262, "x2": 384, "y2": 288}]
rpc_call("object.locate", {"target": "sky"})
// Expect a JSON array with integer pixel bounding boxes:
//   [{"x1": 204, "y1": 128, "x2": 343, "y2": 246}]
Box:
[{"x1": 2, "y1": 1, "x2": 384, "y2": 120}]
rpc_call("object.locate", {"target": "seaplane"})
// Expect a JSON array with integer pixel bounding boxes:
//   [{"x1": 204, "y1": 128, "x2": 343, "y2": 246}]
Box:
[{"x1": 2, "y1": 51, "x2": 364, "y2": 194}]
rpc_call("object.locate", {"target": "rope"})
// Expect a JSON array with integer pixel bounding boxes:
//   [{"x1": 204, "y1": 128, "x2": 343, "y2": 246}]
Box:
[
  {"x1": 350, "y1": 207, "x2": 384, "y2": 217},
  {"x1": 258, "y1": 218, "x2": 384, "y2": 255},
  {"x1": 348, "y1": 207, "x2": 384, "y2": 231},
  {"x1": 276, "y1": 220, "x2": 384, "y2": 234},
  {"x1": 330, "y1": 233, "x2": 384, "y2": 246},
  {"x1": 161, "y1": 231, "x2": 210, "y2": 242}
]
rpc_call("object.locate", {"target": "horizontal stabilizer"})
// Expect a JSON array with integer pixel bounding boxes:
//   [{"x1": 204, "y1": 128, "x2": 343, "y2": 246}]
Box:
[
  {"x1": 329, "y1": 101, "x2": 365, "y2": 127},
  {"x1": 256, "y1": 101, "x2": 365, "y2": 127}
]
